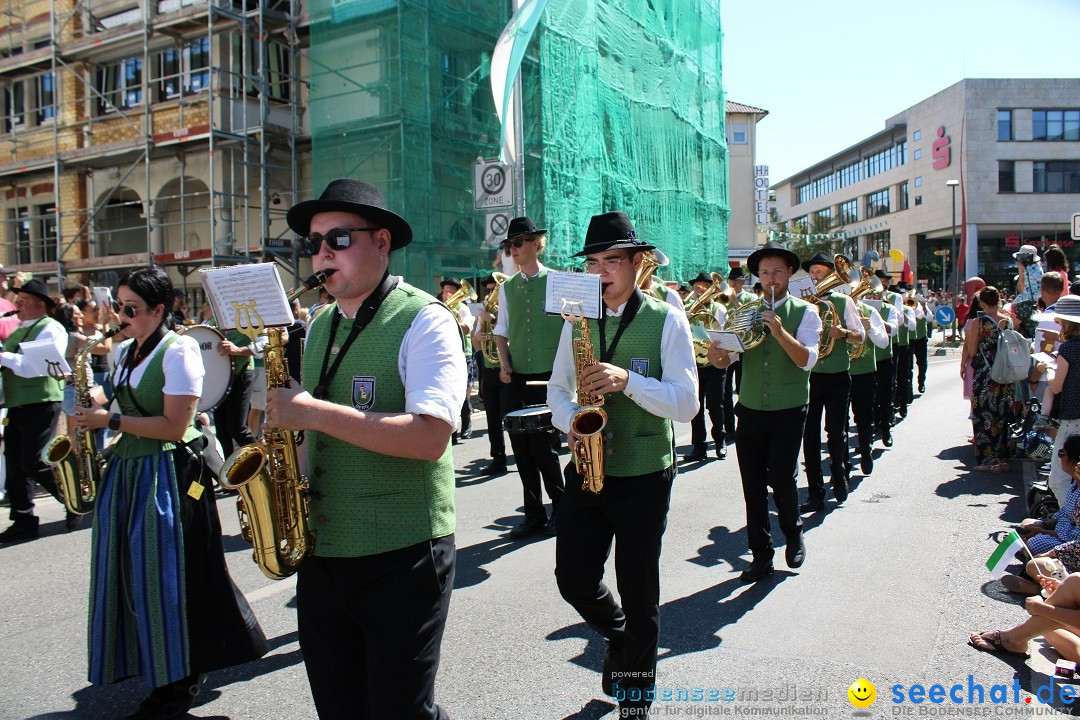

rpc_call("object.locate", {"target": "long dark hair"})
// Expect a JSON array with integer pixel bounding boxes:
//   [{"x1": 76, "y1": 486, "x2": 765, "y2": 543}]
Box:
[
  {"x1": 118, "y1": 266, "x2": 173, "y2": 317},
  {"x1": 1045, "y1": 245, "x2": 1070, "y2": 274},
  {"x1": 55, "y1": 303, "x2": 79, "y2": 333}
]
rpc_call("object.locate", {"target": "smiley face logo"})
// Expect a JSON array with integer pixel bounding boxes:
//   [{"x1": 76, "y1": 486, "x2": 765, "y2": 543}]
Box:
[{"x1": 848, "y1": 678, "x2": 876, "y2": 709}]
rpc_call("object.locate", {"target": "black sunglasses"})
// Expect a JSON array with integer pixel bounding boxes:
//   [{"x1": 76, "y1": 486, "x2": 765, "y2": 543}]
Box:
[
  {"x1": 120, "y1": 304, "x2": 148, "y2": 319},
  {"x1": 300, "y1": 227, "x2": 380, "y2": 255},
  {"x1": 502, "y1": 237, "x2": 535, "y2": 249}
]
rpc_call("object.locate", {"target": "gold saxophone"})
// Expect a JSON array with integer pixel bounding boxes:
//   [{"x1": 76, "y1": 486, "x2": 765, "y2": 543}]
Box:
[
  {"x1": 44, "y1": 323, "x2": 128, "y2": 515},
  {"x1": 477, "y1": 272, "x2": 508, "y2": 365},
  {"x1": 219, "y1": 271, "x2": 333, "y2": 580},
  {"x1": 561, "y1": 300, "x2": 607, "y2": 494}
]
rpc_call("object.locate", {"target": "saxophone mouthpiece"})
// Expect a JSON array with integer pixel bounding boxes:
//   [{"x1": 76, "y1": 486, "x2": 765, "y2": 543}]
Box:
[{"x1": 307, "y1": 270, "x2": 336, "y2": 289}]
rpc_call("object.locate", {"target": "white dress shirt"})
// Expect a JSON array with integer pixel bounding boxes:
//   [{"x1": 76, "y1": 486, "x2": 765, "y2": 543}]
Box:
[
  {"x1": 859, "y1": 303, "x2": 890, "y2": 349},
  {"x1": 0, "y1": 315, "x2": 68, "y2": 378},
  {"x1": 724, "y1": 295, "x2": 823, "y2": 371},
  {"x1": 903, "y1": 306, "x2": 917, "y2": 331},
  {"x1": 493, "y1": 264, "x2": 547, "y2": 338},
  {"x1": 658, "y1": 283, "x2": 685, "y2": 312},
  {"x1": 548, "y1": 299, "x2": 699, "y2": 434},
  {"x1": 834, "y1": 293, "x2": 866, "y2": 342},
  {"x1": 114, "y1": 332, "x2": 204, "y2": 396}
]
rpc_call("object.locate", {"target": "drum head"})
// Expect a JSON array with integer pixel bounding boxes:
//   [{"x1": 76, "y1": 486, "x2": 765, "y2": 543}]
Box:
[{"x1": 181, "y1": 325, "x2": 232, "y2": 412}]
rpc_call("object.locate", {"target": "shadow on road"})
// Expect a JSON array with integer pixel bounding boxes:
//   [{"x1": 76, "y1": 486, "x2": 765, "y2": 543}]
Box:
[
  {"x1": 934, "y1": 450, "x2": 1026, "y2": 522},
  {"x1": 454, "y1": 513, "x2": 553, "y2": 589}
]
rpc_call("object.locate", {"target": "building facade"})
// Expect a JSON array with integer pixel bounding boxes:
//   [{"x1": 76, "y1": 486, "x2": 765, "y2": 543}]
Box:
[
  {"x1": 771, "y1": 78, "x2": 1080, "y2": 291},
  {"x1": 724, "y1": 100, "x2": 768, "y2": 270}
]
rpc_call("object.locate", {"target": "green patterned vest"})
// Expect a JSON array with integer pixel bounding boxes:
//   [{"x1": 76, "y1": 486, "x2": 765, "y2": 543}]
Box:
[
  {"x1": 896, "y1": 308, "x2": 911, "y2": 347},
  {"x1": 584, "y1": 295, "x2": 673, "y2": 477},
  {"x1": 112, "y1": 334, "x2": 201, "y2": 458},
  {"x1": 226, "y1": 329, "x2": 254, "y2": 375},
  {"x1": 731, "y1": 290, "x2": 756, "y2": 309},
  {"x1": 739, "y1": 295, "x2": 813, "y2": 411},
  {"x1": 302, "y1": 284, "x2": 456, "y2": 557},
  {"x1": 849, "y1": 303, "x2": 878, "y2": 376},
  {"x1": 915, "y1": 312, "x2": 928, "y2": 340},
  {"x1": 873, "y1": 304, "x2": 895, "y2": 361},
  {"x1": 2, "y1": 316, "x2": 64, "y2": 407},
  {"x1": 504, "y1": 269, "x2": 563, "y2": 374},
  {"x1": 813, "y1": 294, "x2": 851, "y2": 375}
]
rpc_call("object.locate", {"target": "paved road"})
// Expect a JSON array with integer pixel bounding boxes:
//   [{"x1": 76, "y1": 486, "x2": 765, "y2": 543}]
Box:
[{"x1": 1, "y1": 346, "x2": 1068, "y2": 719}]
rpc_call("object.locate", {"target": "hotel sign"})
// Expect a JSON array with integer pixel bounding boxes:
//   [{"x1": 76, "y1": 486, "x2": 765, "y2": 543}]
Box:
[{"x1": 754, "y1": 165, "x2": 770, "y2": 225}]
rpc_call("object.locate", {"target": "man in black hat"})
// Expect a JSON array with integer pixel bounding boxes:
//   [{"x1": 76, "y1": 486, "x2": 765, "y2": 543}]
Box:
[
  {"x1": 440, "y1": 277, "x2": 474, "y2": 443},
  {"x1": 471, "y1": 274, "x2": 508, "y2": 473},
  {"x1": 721, "y1": 266, "x2": 755, "y2": 441},
  {"x1": 706, "y1": 242, "x2": 822, "y2": 582},
  {"x1": 493, "y1": 216, "x2": 565, "y2": 538},
  {"x1": 683, "y1": 270, "x2": 728, "y2": 461},
  {"x1": 799, "y1": 252, "x2": 864, "y2": 513},
  {"x1": 264, "y1": 178, "x2": 464, "y2": 719},
  {"x1": 891, "y1": 282, "x2": 917, "y2": 420},
  {"x1": 548, "y1": 211, "x2": 697, "y2": 719},
  {"x1": 869, "y1": 270, "x2": 903, "y2": 446},
  {"x1": 0, "y1": 279, "x2": 75, "y2": 541}
]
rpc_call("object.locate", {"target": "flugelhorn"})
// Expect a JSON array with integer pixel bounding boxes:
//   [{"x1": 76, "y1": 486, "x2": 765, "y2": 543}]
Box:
[
  {"x1": 686, "y1": 272, "x2": 731, "y2": 365},
  {"x1": 476, "y1": 273, "x2": 508, "y2": 365}
]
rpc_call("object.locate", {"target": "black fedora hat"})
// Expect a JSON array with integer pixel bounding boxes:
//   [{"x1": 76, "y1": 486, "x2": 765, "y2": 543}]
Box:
[
  {"x1": 572, "y1": 211, "x2": 655, "y2": 257},
  {"x1": 874, "y1": 269, "x2": 892, "y2": 280},
  {"x1": 687, "y1": 271, "x2": 713, "y2": 286},
  {"x1": 506, "y1": 216, "x2": 546, "y2": 240},
  {"x1": 728, "y1": 267, "x2": 747, "y2": 280},
  {"x1": 897, "y1": 281, "x2": 911, "y2": 291},
  {"x1": 440, "y1": 277, "x2": 462, "y2": 290},
  {"x1": 747, "y1": 242, "x2": 800, "y2": 276},
  {"x1": 801, "y1": 251, "x2": 834, "y2": 272},
  {"x1": 286, "y1": 179, "x2": 413, "y2": 250},
  {"x1": 17, "y1": 278, "x2": 54, "y2": 307}
]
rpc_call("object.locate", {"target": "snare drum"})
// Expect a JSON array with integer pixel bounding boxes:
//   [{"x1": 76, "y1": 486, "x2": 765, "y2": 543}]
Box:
[
  {"x1": 503, "y1": 405, "x2": 554, "y2": 435},
  {"x1": 180, "y1": 325, "x2": 233, "y2": 412}
]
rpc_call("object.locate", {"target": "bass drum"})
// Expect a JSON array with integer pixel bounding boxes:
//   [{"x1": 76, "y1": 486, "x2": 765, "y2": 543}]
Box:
[{"x1": 180, "y1": 325, "x2": 233, "y2": 412}]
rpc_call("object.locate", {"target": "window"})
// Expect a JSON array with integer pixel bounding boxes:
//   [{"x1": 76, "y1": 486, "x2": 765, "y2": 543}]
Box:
[
  {"x1": 914, "y1": 176, "x2": 922, "y2": 187},
  {"x1": 230, "y1": 37, "x2": 290, "y2": 101},
  {"x1": 999, "y1": 160, "x2": 1015, "y2": 192},
  {"x1": 10, "y1": 208, "x2": 29, "y2": 264},
  {"x1": 899, "y1": 181, "x2": 909, "y2": 211},
  {"x1": 998, "y1": 110, "x2": 1012, "y2": 141},
  {"x1": 97, "y1": 56, "x2": 143, "y2": 112},
  {"x1": 4, "y1": 80, "x2": 25, "y2": 131},
  {"x1": 914, "y1": 195, "x2": 922, "y2": 206},
  {"x1": 1033, "y1": 110, "x2": 1080, "y2": 142},
  {"x1": 35, "y1": 72, "x2": 54, "y2": 123},
  {"x1": 815, "y1": 207, "x2": 832, "y2": 226},
  {"x1": 838, "y1": 199, "x2": 857, "y2": 225},
  {"x1": 1033, "y1": 161, "x2": 1080, "y2": 193},
  {"x1": 158, "y1": 38, "x2": 210, "y2": 100},
  {"x1": 913, "y1": 130, "x2": 921, "y2": 141},
  {"x1": 865, "y1": 188, "x2": 890, "y2": 217},
  {"x1": 913, "y1": 148, "x2": 922, "y2": 160},
  {"x1": 730, "y1": 123, "x2": 747, "y2": 144},
  {"x1": 792, "y1": 140, "x2": 906, "y2": 205},
  {"x1": 38, "y1": 205, "x2": 56, "y2": 263}
]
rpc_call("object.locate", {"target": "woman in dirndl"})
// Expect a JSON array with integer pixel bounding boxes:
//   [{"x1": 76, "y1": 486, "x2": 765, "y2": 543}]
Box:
[{"x1": 74, "y1": 266, "x2": 266, "y2": 719}]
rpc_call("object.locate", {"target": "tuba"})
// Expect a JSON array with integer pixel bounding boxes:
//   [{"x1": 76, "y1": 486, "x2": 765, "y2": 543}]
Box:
[
  {"x1": 686, "y1": 272, "x2": 731, "y2": 365},
  {"x1": 44, "y1": 322, "x2": 129, "y2": 515},
  {"x1": 443, "y1": 280, "x2": 477, "y2": 324},
  {"x1": 846, "y1": 267, "x2": 883, "y2": 361},
  {"x1": 722, "y1": 293, "x2": 771, "y2": 352},
  {"x1": 806, "y1": 254, "x2": 854, "y2": 360},
  {"x1": 477, "y1": 273, "x2": 508, "y2": 365},
  {"x1": 561, "y1": 300, "x2": 607, "y2": 494},
  {"x1": 219, "y1": 271, "x2": 333, "y2": 580}
]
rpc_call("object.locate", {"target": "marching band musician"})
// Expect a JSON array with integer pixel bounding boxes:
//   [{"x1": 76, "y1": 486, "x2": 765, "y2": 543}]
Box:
[
  {"x1": 683, "y1": 272, "x2": 729, "y2": 462},
  {"x1": 494, "y1": 216, "x2": 566, "y2": 538},
  {"x1": 799, "y1": 253, "x2": 864, "y2": 513},
  {"x1": 440, "y1": 277, "x2": 474, "y2": 443},
  {"x1": 846, "y1": 286, "x2": 891, "y2": 476},
  {"x1": 471, "y1": 274, "x2": 508, "y2": 474},
  {"x1": 707, "y1": 242, "x2": 821, "y2": 582},
  {"x1": 74, "y1": 266, "x2": 267, "y2": 719},
  {"x1": 638, "y1": 249, "x2": 684, "y2": 310},
  {"x1": 722, "y1": 267, "x2": 756, "y2": 442},
  {"x1": 911, "y1": 293, "x2": 930, "y2": 395},
  {"x1": 0, "y1": 279, "x2": 72, "y2": 541},
  {"x1": 869, "y1": 272, "x2": 901, "y2": 448},
  {"x1": 265, "y1": 179, "x2": 464, "y2": 720},
  {"x1": 892, "y1": 282, "x2": 918, "y2": 420},
  {"x1": 548, "y1": 211, "x2": 697, "y2": 719}
]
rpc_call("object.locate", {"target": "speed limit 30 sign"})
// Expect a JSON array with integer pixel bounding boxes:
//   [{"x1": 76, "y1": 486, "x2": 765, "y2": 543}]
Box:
[{"x1": 474, "y1": 158, "x2": 514, "y2": 211}]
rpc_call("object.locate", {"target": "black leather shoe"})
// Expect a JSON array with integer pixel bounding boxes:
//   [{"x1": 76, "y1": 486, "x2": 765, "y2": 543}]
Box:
[
  {"x1": 882, "y1": 433, "x2": 893, "y2": 447},
  {"x1": 799, "y1": 497, "x2": 824, "y2": 514},
  {"x1": 509, "y1": 517, "x2": 545, "y2": 539},
  {"x1": 898, "y1": 408, "x2": 907, "y2": 419},
  {"x1": 126, "y1": 673, "x2": 206, "y2": 720},
  {"x1": 0, "y1": 517, "x2": 39, "y2": 543},
  {"x1": 739, "y1": 557, "x2": 774, "y2": 582},
  {"x1": 483, "y1": 457, "x2": 508, "y2": 475},
  {"x1": 65, "y1": 511, "x2": 83, "y2": 531},
  {"x1": 681, "y1": 445, "x2": 708, "y2": 462},
  {"x1": 451, "y1": 432, "x2": 460, "y2": 445},
  {"x1": 860, "y1": 448, "x2": 873, "y2": 475},
  {"x1": 918, "y1": 385, "x2": 926, "y2": 394},
  {"x1": 460, "y1": 429, "x2": 472, "y2": 440},
  {"x1": 715, "y1": 445, "x2": 727, "y2": 460},
  {"x1": 833, "y1": 481, "x2": 849, "y2": 504},
  {"x1": 601, "y1": 638, "x2": 625, "y2": 696},
  {"x1": 785, "y1": 532, "x2": 806, "y2": 568},
  {"x1": 543, "y1": 514, "x2": 558, "y2": 536}
]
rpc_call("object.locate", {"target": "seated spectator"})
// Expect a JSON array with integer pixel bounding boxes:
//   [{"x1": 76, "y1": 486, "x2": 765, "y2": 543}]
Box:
[{"x1": 968, "y1": 572, "x2": 1080, "y2": 661}]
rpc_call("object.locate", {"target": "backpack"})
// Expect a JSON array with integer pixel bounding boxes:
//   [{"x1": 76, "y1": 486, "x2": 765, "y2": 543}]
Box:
[{"x1": 980, "y1": 317, "x2": 1031, "y2": 384}]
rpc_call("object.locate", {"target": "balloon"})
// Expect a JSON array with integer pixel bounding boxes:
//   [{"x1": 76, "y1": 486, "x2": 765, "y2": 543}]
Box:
[{"x1": 889, "y1": 248, "x2": 905, "y2": 263}]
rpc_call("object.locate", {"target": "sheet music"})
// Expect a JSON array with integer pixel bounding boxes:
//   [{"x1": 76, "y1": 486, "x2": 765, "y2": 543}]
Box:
[
  {"x1": 545, "y1": 271, "x2": 602, "y2": 319},
  {"x1": 19, "y1": 338, "x2": 71, "y2": 377},
  {"x1": 91, "y1": 286, "x2": 113, "y2": 310},
  {"x1": 199, "y1": 264, "x2": 292, "y2": 331},
  {"x1": 864, "y1": 299, "x2": 883, "y2": 311},
  {"x1": 788, "y1": 275, "x2": 818, "y2": 300},
  {"x1": 706, "y1": 330, "x2": 746, "y2": 352}
]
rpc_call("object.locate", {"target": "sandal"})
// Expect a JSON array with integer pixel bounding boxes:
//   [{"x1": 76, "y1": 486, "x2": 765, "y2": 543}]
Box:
[
  {"x1": 967, "y1": 630, "x2": 1029, "y2": 658},
  {"x1": 1000, "y1": 574, "x2": 1039, "y2": 595}
]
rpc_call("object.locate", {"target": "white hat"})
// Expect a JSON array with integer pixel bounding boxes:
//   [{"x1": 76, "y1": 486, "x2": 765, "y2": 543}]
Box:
[{"x1": 1013, "y1": 244, "x2": 1039, "y2": 259}]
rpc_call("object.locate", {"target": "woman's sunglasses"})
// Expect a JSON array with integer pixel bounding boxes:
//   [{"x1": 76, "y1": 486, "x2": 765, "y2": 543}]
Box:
[
  {"x1": 120, "y1": 304, "x2": 148, "y2": 319},
  {"x1": 299, "y1": 227, "x2": 380, "y2": 255}
]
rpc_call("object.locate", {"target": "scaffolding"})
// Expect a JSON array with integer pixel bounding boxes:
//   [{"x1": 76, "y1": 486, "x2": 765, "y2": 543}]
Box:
[{"x1": 0, "y1": 0, "x2": 306, "y2": 299}]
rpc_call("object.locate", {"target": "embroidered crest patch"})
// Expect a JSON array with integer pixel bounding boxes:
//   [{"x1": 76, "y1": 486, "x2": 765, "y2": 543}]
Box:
[
  {"x1": 629, "y1": 358, "x2": 649, "y2": 377},
  {"x1": 352, "y1": 375, "x2": 375, "y2": 410}
]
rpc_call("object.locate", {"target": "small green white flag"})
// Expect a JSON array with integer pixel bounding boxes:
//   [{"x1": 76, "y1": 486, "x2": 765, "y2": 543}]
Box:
[{"x1": 986, "y1": 530, "x2": 1026, "y2": 579}]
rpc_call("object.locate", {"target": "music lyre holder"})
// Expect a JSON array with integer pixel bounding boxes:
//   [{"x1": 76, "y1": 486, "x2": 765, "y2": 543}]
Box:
[
  {"x1": 232, "y1": 299, "x2": 265, "y2": 341},
  {"x1": 45, "y1": 359, "x2": 67, "y2": 381},
  {"x1": 559, "y1": 298, "x2": 585, "y2": 324}
]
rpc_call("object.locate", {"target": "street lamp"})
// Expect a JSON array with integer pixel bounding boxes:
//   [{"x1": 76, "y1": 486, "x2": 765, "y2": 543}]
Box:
[{"x1": 946, "y1": 179, "x2": 959, "y2": 340}]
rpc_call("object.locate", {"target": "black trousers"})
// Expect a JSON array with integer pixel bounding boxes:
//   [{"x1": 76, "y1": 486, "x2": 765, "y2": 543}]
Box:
[
  {"x1": 803, "y1": 371, "x2": 851, "y2": 500},
  {"x1": 555, "y1": 463, "x2": 674, "y2": 715},
  {"x1": 874, "y1": 356, "x2": 895, "y2": 435},
  {"x1": 912, "y1": 337, "x2": 928, "y2": 389},
  {"x1": 690, "y1": 364, "x2": 727, "y2": 448},
  {"x1": 849, "y1": 371, "x2": 877, "y2": 450},
  {"x1": 479, "y1": 364, "x2": 505, "y2": 459},
  {"x1": 722, "y1": 362, "x2": 741, "y2": 435},
  {"x1": 502, "y1": 372, "x2": 563, "y2": 522},
  {"x1": 297, "y1": 535, "x2": 455, "y2": 720},
  {"x1": 215, "y1": 368, "x2": 255, "y2": 458},
  {"x1": 735, "y1": 404, "x2": 806, "y2": 559},
  {"x1": 894, "y1": 345, "x2": 913, "y2": 413},
  {"x1": 4, "y1": 401, "x2": 61, "y2": 519},
  {"x1": 460, "y1": 353, "x2": 475, "y2": 435}
]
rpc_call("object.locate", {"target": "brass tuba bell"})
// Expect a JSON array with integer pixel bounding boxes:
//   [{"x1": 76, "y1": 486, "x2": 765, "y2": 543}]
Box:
[{"x1": 806, "y1": 254, "x2": 855, "y2": 360}]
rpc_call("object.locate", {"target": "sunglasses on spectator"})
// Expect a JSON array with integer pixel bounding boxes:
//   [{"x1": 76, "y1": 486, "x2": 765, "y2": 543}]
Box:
[
  {"x1": 300, "y1": 227, "x2": 380, "y2": 255},
  {"x1": 502, "y1": 237, "x2": 536, "y2": 249}
]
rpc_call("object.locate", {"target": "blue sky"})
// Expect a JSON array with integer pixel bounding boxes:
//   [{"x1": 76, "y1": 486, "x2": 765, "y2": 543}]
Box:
[{"x1": 720, "y1": 0, "x2": 1080, "y2": 184}]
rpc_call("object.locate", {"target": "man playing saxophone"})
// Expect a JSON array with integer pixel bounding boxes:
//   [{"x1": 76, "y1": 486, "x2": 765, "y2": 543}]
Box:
[
  {"x1": 547, "y1": 211, "x2": 698, "y2": 719},
  {"x1": 264, "y1": 178, "x2": 465, "y2": 720}
]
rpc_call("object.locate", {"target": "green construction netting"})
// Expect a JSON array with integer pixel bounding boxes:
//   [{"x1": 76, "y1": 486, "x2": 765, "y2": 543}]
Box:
[{"x1": 308, "y1": 0, "x2": 727, "y2": 292}]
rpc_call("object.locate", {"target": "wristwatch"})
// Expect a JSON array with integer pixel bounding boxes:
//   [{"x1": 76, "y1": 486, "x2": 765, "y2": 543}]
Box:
[{"x1": 108, "y1": 413, "x2": 122, "y2": 431}]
